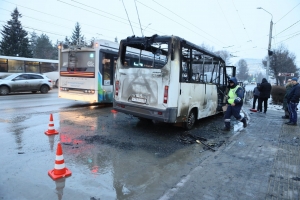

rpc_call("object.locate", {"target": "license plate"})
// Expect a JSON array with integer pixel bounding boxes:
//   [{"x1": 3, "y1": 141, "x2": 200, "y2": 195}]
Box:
[{"x1": 132, "y1": 97, "x2": 147, "y2": 104}]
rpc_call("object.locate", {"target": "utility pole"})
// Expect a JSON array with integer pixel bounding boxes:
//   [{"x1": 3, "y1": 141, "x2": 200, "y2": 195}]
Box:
[
  {"x1": 267, "y1": 20, "x2": 273, "y2": 81},
  {"x1": 257, "y1": 7, "x2": 273, "y2": 81}
]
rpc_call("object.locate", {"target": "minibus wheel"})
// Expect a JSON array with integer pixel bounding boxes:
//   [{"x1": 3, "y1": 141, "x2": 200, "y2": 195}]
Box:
[{"x1": 184, "y1": 110, "x2": 196, "y2": 130}]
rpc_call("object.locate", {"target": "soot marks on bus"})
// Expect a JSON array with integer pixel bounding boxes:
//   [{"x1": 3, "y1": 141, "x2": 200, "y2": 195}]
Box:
[
  {"x1": 179, "y1": 106, "x2": 189, "y2": 121},
  {"x1": 124, "y1": 70, "x2": 159, "y2": 105}
]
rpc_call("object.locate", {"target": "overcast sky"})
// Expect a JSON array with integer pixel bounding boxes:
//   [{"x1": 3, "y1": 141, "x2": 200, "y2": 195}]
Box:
[{"x1": 0, "y1": 0, "x2": 299, "y2": 66}]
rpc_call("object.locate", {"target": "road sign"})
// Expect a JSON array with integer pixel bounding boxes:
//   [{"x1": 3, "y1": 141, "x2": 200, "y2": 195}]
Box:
[{"x1": 278, "y1": 73, "x2": 294, "y2": 77}]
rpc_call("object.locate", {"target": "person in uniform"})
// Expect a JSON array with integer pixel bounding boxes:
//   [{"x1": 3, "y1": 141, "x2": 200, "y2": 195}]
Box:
[{"x1": 222, "y1": 77, "x2": 247, "y2": 131}]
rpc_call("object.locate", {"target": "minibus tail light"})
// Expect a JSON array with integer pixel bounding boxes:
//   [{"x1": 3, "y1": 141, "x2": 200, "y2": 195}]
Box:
[
  {"x1": 163, "y1": 85, "x2": 169, "y2": 104},
  {"x1": 115, "y1": 80, "x2": 119, "y2": 96}
]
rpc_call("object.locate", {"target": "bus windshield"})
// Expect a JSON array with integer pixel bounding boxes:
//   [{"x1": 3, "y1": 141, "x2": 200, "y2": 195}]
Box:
[
  {"x1": 61, "y1": 51, "x2": 95, "y2": 72},
  {"x1": 120, "y1": 39, "x2": 169, "y2": 69}
]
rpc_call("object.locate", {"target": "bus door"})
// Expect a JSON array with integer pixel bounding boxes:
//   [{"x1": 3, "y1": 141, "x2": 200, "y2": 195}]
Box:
[
  {"x1": 100, "y1": 50, "x2": 118, "y2": 102},
  {"x1": 215, "y1": 65, "x2": 237, "y2": 110}
]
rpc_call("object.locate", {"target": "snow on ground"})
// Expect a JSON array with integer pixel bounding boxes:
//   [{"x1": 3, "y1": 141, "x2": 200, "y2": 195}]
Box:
[{"x1": 232, "y1": 84, "x2": 300, "y2": 132}]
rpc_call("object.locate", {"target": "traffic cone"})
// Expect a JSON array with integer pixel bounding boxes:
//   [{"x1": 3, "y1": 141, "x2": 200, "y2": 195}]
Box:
[
  {"x1": 48, "y1": 142, "x2": 72, "y2": 180},
  {"x1": 45, "y1": 114, "x2": 59, "y2": 135}
]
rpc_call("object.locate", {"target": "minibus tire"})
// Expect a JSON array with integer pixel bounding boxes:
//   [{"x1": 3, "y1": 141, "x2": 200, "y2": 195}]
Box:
[{"x1": 184, "y1": 110, "x2": 196, "y2": 130}]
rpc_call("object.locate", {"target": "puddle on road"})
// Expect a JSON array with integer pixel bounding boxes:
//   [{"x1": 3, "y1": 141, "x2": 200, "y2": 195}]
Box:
[{"x1": 52, "y1": 108, "x2": 244, "y2": 200}]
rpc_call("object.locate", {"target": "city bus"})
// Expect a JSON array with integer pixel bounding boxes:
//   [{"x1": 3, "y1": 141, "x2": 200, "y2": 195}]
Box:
[
  {"x1": 113, "y1": 34, "x2": 235, "y2": 130},
  {"x1": 58, "y1": 39, "x2": 119, "y2": 103},
  {"x1": 0, "y1": 55, "x2": 59, "y2": 87}
]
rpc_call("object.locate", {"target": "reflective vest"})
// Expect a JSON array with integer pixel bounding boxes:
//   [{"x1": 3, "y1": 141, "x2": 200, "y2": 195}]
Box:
[{"x1": 228, "y1": 85, "x2": 241, "y2": 104}]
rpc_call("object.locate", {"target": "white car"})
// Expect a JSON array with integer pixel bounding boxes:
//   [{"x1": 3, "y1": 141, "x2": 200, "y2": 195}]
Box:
[
  {"x1": 0, "y1": 73, "x2": 52, "y2": 95},
  {"x1": 43, "y1": 71, "x2": 59, "y2": 88}
]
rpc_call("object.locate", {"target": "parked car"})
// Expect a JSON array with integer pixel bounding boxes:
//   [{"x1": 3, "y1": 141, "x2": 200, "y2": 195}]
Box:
[
  {"x1": 43, "y1": 71, "x2": 59, "y2": 88},
  {"x1": 0, "y1": 73, "x2": 52, "y2": 95}
]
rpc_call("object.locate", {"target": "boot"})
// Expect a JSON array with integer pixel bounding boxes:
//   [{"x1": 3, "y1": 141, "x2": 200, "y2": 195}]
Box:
[
  {"x1": 241, "y1": 118, "x2": 247, "y2": 128},
  {"x1": 221, "y1": 127, "x2": 230, "y2": 131},
  {"x1": 286, "y1": 122, "x2": 297, "y2": 126},
  {"x1": 222, "y1": 121, "x2": 230, "y2": 131}
]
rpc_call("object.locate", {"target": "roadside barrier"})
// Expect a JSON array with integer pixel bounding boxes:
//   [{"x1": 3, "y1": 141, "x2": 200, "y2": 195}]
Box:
[
  {"x1": 48, "y1": 142, "x2": 72, "y2": 180},
  {"x1": 45, "y1": 113, "x2": 59, "y2": 135}
]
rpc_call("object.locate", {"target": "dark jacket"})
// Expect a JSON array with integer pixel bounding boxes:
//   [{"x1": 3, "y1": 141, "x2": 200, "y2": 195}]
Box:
[
  {"x1": 283, "y1": 83, "x2": 293, "y2": 109},
  {"x1": 253, "y1": 87, "x2": 260, "y2": 97},
  {"x1": 258, "y1": 78, "x2": 272, "y2": 98},
  {"x1": 287, "y1": 83, "x2": 300, "y2": 103}
]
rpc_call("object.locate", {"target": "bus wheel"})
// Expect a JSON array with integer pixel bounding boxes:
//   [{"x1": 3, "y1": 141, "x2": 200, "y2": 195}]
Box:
[
  {"x1": 40, "y1": 85, "x2": 49, "y2": 94},
  {"x1": 55, "y1": 79, "x2": 59, "y2": 88},
  {"x1": 0, "y1": 86, "x2": 9, "y2": 95},
  {"x1": 184, "y1": 110, "x2": 196, "y2": 130}
]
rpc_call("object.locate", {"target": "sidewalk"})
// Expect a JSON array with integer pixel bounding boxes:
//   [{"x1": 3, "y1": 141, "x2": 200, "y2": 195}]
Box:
[{"x1": 170, "y1": 105, "x2": 300, "y2": 199}]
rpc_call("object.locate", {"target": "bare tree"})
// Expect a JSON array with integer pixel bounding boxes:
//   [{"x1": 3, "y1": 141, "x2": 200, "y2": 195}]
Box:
[
  {"x1": 236, "y1": 59, "x2": 249, "y2": 81},
  {"x1": 257, "y1": 72, "x2": 264, "y2": 83},
  {"x1": 215, "y1": 50, "x2": 231, "y2": 65},
  {"x1": 262, "y1": 44, "x2": 298, "y2": 85},
  {"x1": 199, "y1": 42, "x2": 214, "y2": 52}
]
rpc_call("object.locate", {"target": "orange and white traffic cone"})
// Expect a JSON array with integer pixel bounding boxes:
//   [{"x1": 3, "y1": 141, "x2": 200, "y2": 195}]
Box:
[
  {"x1": 48, "y1": 142, "x2": 72, "y2": 180},
  {"x1": 45, "y1": 114, "x2": 59, "y2": 135}
]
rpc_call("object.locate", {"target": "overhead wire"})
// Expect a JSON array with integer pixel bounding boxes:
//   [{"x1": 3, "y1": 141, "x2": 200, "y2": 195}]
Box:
[
  {"x1": 70, "y1": 0, "x2": 162, "y2": 35},
  {"x1": 0, "y1": 20, "x2": 115, "y2": 42},
  {"x1": 275, "y1": 2, "x2": 300, "y2": 24},
  {"x1": 274, "y1": 32, "x2": 300, "y2": 45},
  {"x1": 272, "y1": 2, "x2": 300, "y2": 48},
  {"x1": 0, "y1": 2, "x2": 140, "y2": 42},
  {"x1": 216, "y1": 0, "x2": 240, "y2": 47},
  {"x1": 133, "y1": 0, "x2": 143, "y2": 36},
  {"x1": 275, "y1": 30, "x2": 300, "y2": 38},
  {"x1": 0, "y1": 1, "x2": 129, "y2": 35},
  {"x1": 57, "y1": 0, "x2": 130, "y2": 27},
  {"x1": 0, "y1": 20, "x2": 66, "y2": 37},
  {"x1": 0, "y1": 7, "x2": 120, "y2": 41},
  {"x1": 121, "y1": 0, "x2": 135, "y2": 35},
  {"x1": 135, "y1": 0, "x2": 221, "y2": 47},
  {"x1": 273, "y1": 19, "x2": 300, "y2": 37},
  {"x1": 151, "y1": 0, "x2": 227, "y2": 45},
  {"x1": 71, "y1": 0, "x2": 128, "y2": 22},
  {"x1": 1, "y1": 0, "x2": 298, "y2": 60},
  {"x1": 231, "y1": 0, "x2": 254, "y2": 47}
]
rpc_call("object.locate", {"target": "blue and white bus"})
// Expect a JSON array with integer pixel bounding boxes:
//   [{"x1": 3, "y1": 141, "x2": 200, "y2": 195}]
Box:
[{"x1": 58, "y1": 39, "x2": 119, "y2": 103}]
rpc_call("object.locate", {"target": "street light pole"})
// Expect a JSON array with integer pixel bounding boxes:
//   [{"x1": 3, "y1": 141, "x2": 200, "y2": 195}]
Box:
[{"x1": 257, "y1": 7, "x2": 273, "y2": 81}]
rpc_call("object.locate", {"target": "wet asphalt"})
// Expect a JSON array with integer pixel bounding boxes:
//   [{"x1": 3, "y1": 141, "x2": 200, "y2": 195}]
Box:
[{"x1": 0, "y1": 89, "x2": 249, "y2": 200}]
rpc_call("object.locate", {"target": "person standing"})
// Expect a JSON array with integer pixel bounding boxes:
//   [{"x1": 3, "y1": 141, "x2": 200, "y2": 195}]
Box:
[
  {"x1": 252, "y1": 83, "x2": 260, "y2": 110},
  {"x1": 282, "y1": 79, "x2": 293, "y2": 119},
  {"x1": 257, "y1": 78, "x2": 272, "y2": 113},
  {"x1": 222, "y1": 77, "x2": 247, "y2": 131},
  {"x1": 286, "y1": 77, "x2": 300, "y2": 125}
]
